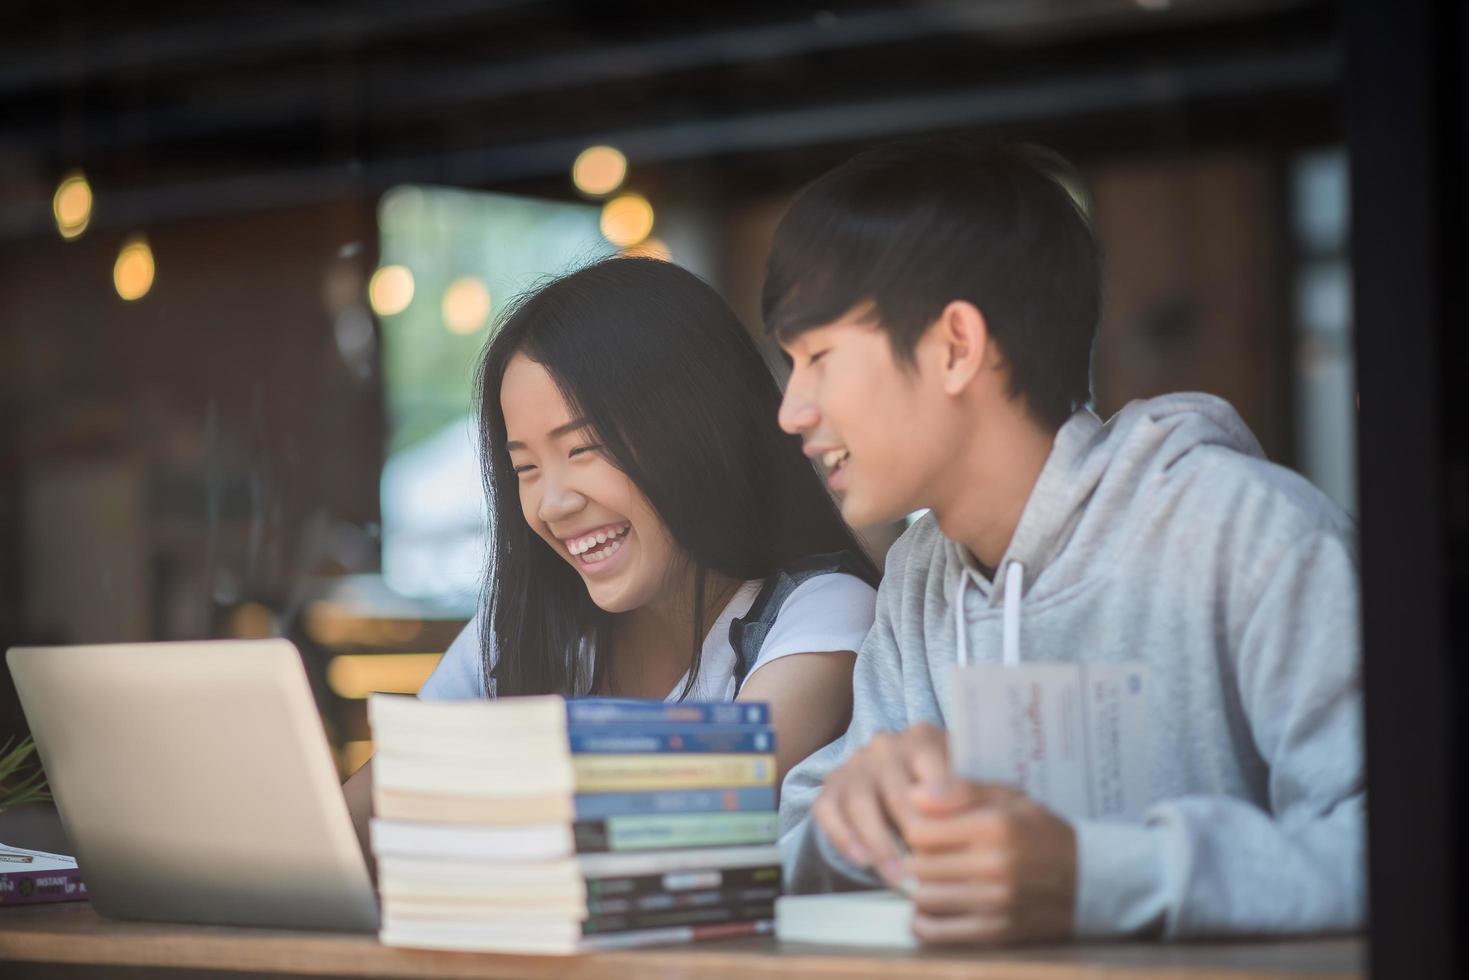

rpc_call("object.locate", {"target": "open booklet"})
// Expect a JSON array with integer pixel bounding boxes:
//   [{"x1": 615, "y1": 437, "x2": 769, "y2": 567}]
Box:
[
  {"x1": 948, "y1": 662, "x2": 1151, "y2": 821},
  {"x1": 777, "y1": 662, "x2": 1151, "y2": 947}
]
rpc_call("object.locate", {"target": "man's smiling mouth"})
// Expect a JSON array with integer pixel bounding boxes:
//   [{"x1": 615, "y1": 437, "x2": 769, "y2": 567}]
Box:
[{"x1": 822, "y1": 448, "x2": 851, "y2": 472}]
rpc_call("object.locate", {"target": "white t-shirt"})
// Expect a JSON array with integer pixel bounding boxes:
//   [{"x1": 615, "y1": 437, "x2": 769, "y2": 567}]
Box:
[{"x1": 417, "y1": 572, "x2": 876, "y2": 703}]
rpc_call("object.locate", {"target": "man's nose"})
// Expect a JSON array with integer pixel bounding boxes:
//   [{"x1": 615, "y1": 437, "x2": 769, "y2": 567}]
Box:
[{"x1": 778, "y1": 373, "x2": 820, "y2": 435}]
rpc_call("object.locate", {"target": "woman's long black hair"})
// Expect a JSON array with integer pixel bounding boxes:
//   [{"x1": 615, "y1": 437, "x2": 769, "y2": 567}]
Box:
[{"x1": 477, "y1": 256, "x2": 878, "y2": 699}]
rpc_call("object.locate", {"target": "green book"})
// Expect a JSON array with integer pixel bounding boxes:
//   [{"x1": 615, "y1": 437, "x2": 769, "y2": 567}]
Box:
[{"x1": 575, "y1": 811, "x2": 779, "y2": 852}]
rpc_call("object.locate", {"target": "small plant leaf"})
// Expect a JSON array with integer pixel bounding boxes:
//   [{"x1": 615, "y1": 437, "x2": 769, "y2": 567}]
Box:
[{"x1": 0, "y1": 736, "x2": 51, "y2": 809}]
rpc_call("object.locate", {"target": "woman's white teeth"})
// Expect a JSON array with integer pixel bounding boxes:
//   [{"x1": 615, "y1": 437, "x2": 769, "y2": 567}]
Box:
[
  {"x1": 569, "y1": 524, "x2": 629, "y2": 556},
  {"x1": 822, "y1": 448, "x2": 850, "y2": 469},
  {"x1": 581, "y1": 538, "x2": 624, "y2": 563}
]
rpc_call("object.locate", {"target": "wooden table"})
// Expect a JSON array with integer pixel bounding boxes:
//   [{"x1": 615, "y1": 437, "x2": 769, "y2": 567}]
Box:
[{"x1": 0, "y1": 903, "x2": 1362, "y2": 980}]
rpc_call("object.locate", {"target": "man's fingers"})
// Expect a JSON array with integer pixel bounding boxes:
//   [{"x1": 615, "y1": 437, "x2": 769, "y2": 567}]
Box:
[
  {"x1": 899, "y1": 723, "x2": 951, "y2": 788},
  {"x1": 817, "y1": 726, "x2": 1020, "y2": 886},
  {"x1": 811, "y1": 788, "x2": 871, "y2": 869},
  {"x1": 911, "y1": 911, "x2": 1009, "y2": 945},
  {"x1": 906, "y1": 841, "x2": 1012, "y2": 882},
  {"x1": 843, "y1": 781, "x2": 906, "y2": 881},
  {"x1": 909, "y1": 880, "x2": 1013, "y2": 916},
  {"x1": 876, "y1": 748, "x2": 920, "y2": 833},
  {"x1": 911, "y1": 779, "x2": 1025, "y2": 817},
  {"x1": 906, "y1": 805, "x2": 1013, "y2": 853}
]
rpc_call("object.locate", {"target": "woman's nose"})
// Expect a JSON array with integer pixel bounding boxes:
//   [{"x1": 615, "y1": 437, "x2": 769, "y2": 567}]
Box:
[{"x1": 537, "y1": 474, "x2": 587, "y2": 523}]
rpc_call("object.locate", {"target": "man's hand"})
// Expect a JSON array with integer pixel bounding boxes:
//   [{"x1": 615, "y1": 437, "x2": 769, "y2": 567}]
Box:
[
  {"x1": 809, "y1": 723, "x2": 949, "y2": 885},
  {"x1": 904, "y1": 779, "x2": 1078, "y2": 945}
]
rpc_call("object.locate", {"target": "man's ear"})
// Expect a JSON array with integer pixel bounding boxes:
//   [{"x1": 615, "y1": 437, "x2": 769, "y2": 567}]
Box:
[{"x1": 935, "y1": 300, "x2": 992, "y2": 397}]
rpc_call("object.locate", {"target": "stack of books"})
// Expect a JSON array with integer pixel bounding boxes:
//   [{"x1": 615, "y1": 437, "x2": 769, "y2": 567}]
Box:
[{"x1": 367, "y1": 694, "x2": 782, "y2": 954}]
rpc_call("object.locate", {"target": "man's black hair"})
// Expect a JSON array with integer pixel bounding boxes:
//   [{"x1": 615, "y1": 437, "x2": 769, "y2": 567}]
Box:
[{"x1": 762, "y1": 137, "x2": 1101, "y2": 430}]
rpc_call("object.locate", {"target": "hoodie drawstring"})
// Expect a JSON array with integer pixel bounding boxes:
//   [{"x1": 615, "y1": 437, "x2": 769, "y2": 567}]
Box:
[
  {"x1": 954, "y1": 559, "x2": 1026, "y2": 668},
  {"x1": 954, "y1": 573, "x2": 972, "y2": 667},
  {"x1": 1003, "y1": 560, "x2": 1024, "y2": 667}
]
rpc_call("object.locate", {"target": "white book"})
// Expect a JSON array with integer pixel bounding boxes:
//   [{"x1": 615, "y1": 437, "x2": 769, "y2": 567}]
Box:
[
  {"x1": 371, "y1": 728, "x2": 572, "y2": 761},
  {"x1": 377, "y1": 843, "x2": 782, "y2": 885},
  {"x1": 775, "y1": 891, "x2": 917, "y2": 949},
  {"x1": 372, "y1": 751, "x2": 575, "y2": 796},
  {"x1": 368, "y1": 692, "x2": 568, "y2": 735},
  {"x1": 372, "y1": 786, "x2": 576, "y2": 825},
  {"x1": 371, "y1": 818, "x2": 575, "y2": 862},
  {"x1": 0, "y1": 843, "x2": 78, "y2": 874},
  {"x1": 381, "y1": 915, "x2": 772, "y2": 954},
  {"x1": 380, "y1": 872, "x2": 589, "y2": 906},
  {"x1": 382, "y1": 894, "x2": 588, "y2": 921}
]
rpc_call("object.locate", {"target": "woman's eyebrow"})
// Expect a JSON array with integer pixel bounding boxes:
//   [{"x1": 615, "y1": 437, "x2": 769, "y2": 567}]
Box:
[{"x1": 505, "y1": 418, "x2": 590, "y2": 452}]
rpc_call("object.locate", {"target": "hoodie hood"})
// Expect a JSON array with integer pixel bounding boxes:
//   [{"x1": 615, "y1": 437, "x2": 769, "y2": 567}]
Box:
[{"x1": 944, "y1": 393, "x2": 1267, "y2": 620}]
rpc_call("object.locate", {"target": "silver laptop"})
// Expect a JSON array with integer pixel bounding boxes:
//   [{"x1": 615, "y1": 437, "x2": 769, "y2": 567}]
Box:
[{"x1": 6, "y1": 639, "x2": 379, "y2": 932}]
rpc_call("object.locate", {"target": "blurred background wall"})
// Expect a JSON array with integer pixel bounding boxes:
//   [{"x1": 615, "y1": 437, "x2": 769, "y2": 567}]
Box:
[{"x1": 0, "y1": 0, "x2": 1352, "y2": 772}]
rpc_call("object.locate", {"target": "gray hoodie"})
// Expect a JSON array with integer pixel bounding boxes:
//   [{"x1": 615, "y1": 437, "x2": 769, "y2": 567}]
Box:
[{"x1": 779, "y1": 393, "x2": 1363, "y2": 938}]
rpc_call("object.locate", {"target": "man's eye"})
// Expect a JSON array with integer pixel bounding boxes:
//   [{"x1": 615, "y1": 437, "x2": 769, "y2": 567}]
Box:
[
  {"x1": 569, "y1": 444, "x2": 602, "y2": 458},
  {"x1": 808, "y1": 350, "x2": 830, "y2": 365}
]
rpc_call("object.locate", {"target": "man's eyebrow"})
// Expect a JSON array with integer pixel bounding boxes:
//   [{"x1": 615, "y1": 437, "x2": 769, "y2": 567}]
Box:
[{"x1": 505, "y1": 418, "x2": 591, "y2": 452}]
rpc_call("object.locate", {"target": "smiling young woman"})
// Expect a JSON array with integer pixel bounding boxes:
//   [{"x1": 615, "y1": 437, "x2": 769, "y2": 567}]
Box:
[{"x1": 344, "y1": 257, "x2": 879, "y2": 853}]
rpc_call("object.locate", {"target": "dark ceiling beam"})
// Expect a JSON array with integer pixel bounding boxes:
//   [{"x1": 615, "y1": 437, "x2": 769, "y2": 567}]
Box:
[
  {"x1": 0, "y1": 42, "x2": 1338, "y2": 242},
  {"x1": 0, "y1": 6, "x2": 956, "y2": 155},
  {"x1": 0, "y1": 0, "x2": 1314, "y2": 155},
  {"x1": 0, "y1": 0, "x2": 533, "y2": 97}
]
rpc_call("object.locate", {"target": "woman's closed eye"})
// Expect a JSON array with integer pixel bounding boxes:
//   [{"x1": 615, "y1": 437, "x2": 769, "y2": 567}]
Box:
[{"x1": 510, "y1": 444, "x2": 598, "y2": 474}]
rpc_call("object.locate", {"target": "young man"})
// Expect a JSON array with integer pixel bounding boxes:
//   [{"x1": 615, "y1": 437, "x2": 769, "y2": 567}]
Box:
[{"x1": 765, "y1": 139, "x2": 1363, "y2": 943}]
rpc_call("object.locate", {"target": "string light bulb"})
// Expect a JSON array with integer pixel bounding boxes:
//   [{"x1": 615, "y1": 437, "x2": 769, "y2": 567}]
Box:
[
  {"x1": 441, "y1": 276, "x2": 492, "y2": 334},
  {"x1": 368, "y1": 265, "x2": 415, "y2": 316},
  {"x1": 572, "y1": 146, "x2": 628, "y2": 197},
  {"x1": 600, "y1": 193, "x2": 654, "y2": 248},
  {"x1": 53, "y1": 171, "x2": 93, "y2": 240},
  {"x1": 113, "y1": 235, "x2": 155, "y2": 301}
]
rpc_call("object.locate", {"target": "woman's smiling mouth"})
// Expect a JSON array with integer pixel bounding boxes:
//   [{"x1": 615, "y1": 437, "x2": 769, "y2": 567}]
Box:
[{"x1": 564, "y1": 521, "x2": 632, "y2": 563}]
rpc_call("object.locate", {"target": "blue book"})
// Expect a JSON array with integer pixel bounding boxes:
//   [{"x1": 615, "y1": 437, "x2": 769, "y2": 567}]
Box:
[
  {"x1": 565, "y1": 699, "x2": 769, "y2": 727},
  {"x1": 568, "y1": 725, "x2": 775, "y2": 755},
  {"x1": 573, "y1": 786, "x2": 778, "y2": 820}
]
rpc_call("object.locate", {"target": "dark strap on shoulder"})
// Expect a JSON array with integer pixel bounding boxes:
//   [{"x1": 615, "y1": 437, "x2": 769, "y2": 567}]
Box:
[{"x1": 728, "y1": 550, "x2": 871, "y2": 688}]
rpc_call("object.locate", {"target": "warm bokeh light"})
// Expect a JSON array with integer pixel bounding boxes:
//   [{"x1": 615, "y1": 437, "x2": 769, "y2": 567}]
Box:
[
  {"x1": 621, "y1": 236, "x2": 671, "y2": 261},
  {"x1": 368, "y1": 264, "x2": 415, "y2": 316},
  {"x1": 441, "y1": 276, "x2": 492, "y2": 335},
  {"x1": 53, "y1": 171, "x2": 92, "y2": 240},
  {"x1": 228, "y1": 602, "x2": 277, "y2": 639},
  {"x1": 572, "y1": 145, "x2": 628, "y2": 197},
  {"x1": 305, "y1": 601, "x2": 423, "y2": 647},
  {"x1": 326, "y1": 653, "x2": 444, "y2": 699},
  {"x1": 600, "y1": 193, "x2": 654, "y2": 248},
  {"x1": 113, "y1": 235, "x2": 155, "y2": 301}
]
